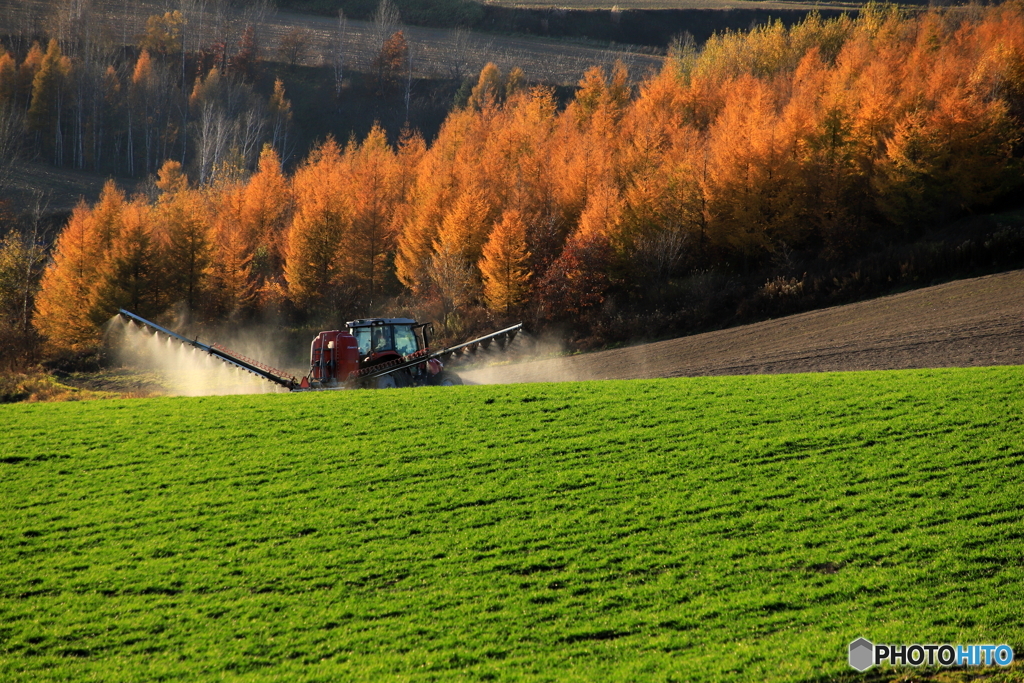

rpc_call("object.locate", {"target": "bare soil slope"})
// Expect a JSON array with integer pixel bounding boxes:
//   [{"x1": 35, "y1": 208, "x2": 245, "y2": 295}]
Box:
[{"x1": 462, "y1": 270, "x2": 1024, "y2": 384}]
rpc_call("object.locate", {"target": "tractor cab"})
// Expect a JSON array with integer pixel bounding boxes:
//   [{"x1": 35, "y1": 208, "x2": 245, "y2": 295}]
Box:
[{"x1": 346, "y1": 318, "x2": 433, "y2": 365}]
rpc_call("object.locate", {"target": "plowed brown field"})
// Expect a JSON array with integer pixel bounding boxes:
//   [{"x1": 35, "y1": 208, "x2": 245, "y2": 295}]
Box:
[{"x1": 462, "y1": 269, "x2": 1024, "y2": 384}]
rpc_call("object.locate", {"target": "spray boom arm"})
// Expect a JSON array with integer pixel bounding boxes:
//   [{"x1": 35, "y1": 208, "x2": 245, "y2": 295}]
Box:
[
  {"x1": 431, "y1": 323, "x2": 523, "y2": 361},
  {"x1": 348, "y1": 323, "x2": 523, "y2": 382},
  {"x1": 118, "y1": 310, "x2": 299, "y2": 389},
  {"x1": 118, "y1": 309, "x2": 521, "y2": 390}
]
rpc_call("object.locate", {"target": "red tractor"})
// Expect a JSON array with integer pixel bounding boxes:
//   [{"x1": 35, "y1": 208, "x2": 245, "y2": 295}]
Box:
[
  {"x1": 119, "y1": 309, "x2": 521, "y2": 391},
  {"x1": 309, "y1": 318, "x2": 461, "y2": 389}
]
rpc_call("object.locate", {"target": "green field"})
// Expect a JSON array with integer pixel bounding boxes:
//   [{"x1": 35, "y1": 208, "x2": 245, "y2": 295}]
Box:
[{"x1": 1, "y1": 368, "x2": 1023, "y2": 681}]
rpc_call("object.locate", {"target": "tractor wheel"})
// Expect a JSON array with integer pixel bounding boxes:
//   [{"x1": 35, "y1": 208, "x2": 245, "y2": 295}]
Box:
[
  {"x1": 375, "y1": 374, "x2": 398, "y2": 389},
  {"x1": 438, "y1": 373, "x2": 462, "y2": 387}
]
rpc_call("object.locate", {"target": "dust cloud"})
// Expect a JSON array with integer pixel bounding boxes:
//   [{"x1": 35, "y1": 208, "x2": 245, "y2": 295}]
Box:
[
  {"x1": 105, "y1": 316, "x2": 302, "y2": 397},
  {"x1": 456, "y1": 330, "x2": 667, "y2": 385},
  {"x1": 106, "y1": 315, "x2": 616, "y2": 393},
  {"x1": 455, "y1": 330, "x2": 586, "y2": 385}
]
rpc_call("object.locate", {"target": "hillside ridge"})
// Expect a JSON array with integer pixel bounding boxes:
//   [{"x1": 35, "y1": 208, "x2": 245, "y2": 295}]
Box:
[{"x1": 462, "y1": 270, "x2": 1024, "y2": 384}]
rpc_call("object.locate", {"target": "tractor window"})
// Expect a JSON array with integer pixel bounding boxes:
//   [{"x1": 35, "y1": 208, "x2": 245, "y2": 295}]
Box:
[
  {"x1": 393, "y1": 325, "x2": 418, "y2": 356},
  {"x1": 353, "y1": 328, "x2": 372, "y2": 356},
  {"x1": 371, "y1": 326, "x2": 391, "y2": 353}
]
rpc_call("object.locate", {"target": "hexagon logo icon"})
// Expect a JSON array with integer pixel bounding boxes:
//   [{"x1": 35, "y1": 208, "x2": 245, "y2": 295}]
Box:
[{"x1": 849, "y1": 638, "x2": 874, "y2": 671}]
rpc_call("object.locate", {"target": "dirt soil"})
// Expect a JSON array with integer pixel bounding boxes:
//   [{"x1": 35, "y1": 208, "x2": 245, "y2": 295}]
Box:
[{"x1": 461, "y1": 270, "x2": 1024, "y2": 384}]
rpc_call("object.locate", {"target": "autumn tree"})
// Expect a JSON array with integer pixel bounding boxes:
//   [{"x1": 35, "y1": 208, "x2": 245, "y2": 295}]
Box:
[
  {"x1": 230, "y1": 25, "x2": 261, "y2": 82},
  {"x1": 371, "y1": 31, "x2": 408, "y2": 99},
  {"x1": 873, "y1": 90, "x2": 1014, "y2": 229},
  {"x1": 154, "y1": 161, "x2": 213, "y2": 314},
  {"x1": 428, "y1": 243, "x2": 477, "y2": 332},
  {"x1": 0, "y1": 51, "x2": 16, "y2": 106},
  {"x1": 345, "y1": 125, "x2": 402, "y2": 309},
  {"x1": 537, "y1": 229, "x2": 612, "y2": 321},
  {"x1": 27, "y1": 38, "x2": 71, "y2": 163},
  {"x1": 205, "y1": 179, "x2": 257, "y2": 317},
  {"x1": 284, "y1": 138, "x2": 351, "y2": 312},
  {"x1": 33, "y1": 201, "x2": 111, "y2": 351},
  {"x1": 140, "y1": 11, "x2": 184, "y2": 56},
  {"x1": 467, "y1": 62, "x2": 502, "y2": 111},
  {"x1": 89, "y1": 197, "x2": 164, "y2": 322},
  {"x1": 268, "y1": 78, "x2": 293, "y2": 162},
  {"x1": 0, "y1": 227, "x2": 47, "y2": 368},
  {"x1": 434, "y1": 189, "x2": 492, "y2": 271},
  {"x1": 277, "y1": 27, "x2": 308, "y2": 70},
  {"x1": 480, "y1": 209, "x2": 532, "y2": 315},
  {"x1": 394, "y1": 109, "x2": 474, "y2": 294},
  {"x1": 240, "y1": 144, "x2": 291, "y2": 304},
  {"x1": 706, "y1": 75, "x2": 804, "y2": 263},
  {"x1": 129, "y1": 49, "x2": 160, "y2": 175}
]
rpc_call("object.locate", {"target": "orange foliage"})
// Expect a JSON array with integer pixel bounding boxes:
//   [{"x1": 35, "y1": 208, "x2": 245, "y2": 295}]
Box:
[
  {"x1": 345, "y1": 125, "x2": 403, "y2": 307},
  {"x1": 31, "y1": 4, "x2": 1024, "y2": 341},
  {"x1": 240, "y1": 145, "x2": 292, "y2": 304},
  {"x1": 480, "y1": 209, "x2": 532, "y2": 315},
  {"x1": 34, "y1": 201, "x2": 115, "y2": 352},
  {"x1": 91, "y1": 198, "x2": 162, "y2": 320},
  {"x1": 284, "y1": 138, "x2": 350, "y2": 308}
]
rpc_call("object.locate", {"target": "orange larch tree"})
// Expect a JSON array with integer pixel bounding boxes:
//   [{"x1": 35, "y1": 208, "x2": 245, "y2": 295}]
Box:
[
  {"x1": 90, "y1": 197, "x2": 163, "y2": 322},
  {"x1": 284, "y1": 137, "x2": 351, "y2": 312},
  {"x1": 153, "y1": 160, "x2": 214, "y2": 315},
  {"x1": 345, "y1": 124, "x2": 402, "y2": 310},
  {"x1": 33, "y1": 200, "x2": 113, "y2": 352},
  {"x1": 480, "y1": 208, "x2": 532, "y2": 316},
  {"x1": 206, "y1": 179, "x2": 257, "y2": 317},
  {"x1": 240, "y1": 144, "x2": 292, "y2": 306},
  {"x1": 394, "y1": 108, "x2": 472, "y2": 294}
]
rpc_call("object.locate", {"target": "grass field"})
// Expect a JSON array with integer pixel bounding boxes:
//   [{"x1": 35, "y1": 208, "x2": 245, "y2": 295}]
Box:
[{"x1": 2, "y1": 368, "x2": 1023, "y2": 681}]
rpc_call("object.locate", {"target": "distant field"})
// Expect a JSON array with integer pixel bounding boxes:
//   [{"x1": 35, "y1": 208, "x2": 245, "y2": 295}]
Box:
[
  {"x1": 0, "y1": 0, "x2": 662, "y2": 86},
  {"x1": 2, "y1": 368, "x2": 1023, "y2": 681},
  {"x1": 482, "y1": 0, "x2": 857, "y2": 10}
]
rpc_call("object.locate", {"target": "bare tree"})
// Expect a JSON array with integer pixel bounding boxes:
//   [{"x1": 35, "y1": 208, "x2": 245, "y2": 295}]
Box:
[
  {"x1": 179, "y1": 0, "x2": 207, "y2": 165},
  {"x1": 70, "y1": 1, "x2": 110, "y2": 171},
  {"x1": 239, "y1": 0, "x2": 273, "y2": 40},
  {"x1": 634, "y1": 229, "x2": 688, "y2": 299},
  {"x1": 277, "y1": 27, "x2": 309, "y2": 68},
  {"x1": 371, "y1": 0, "x2": 401, "y2": 67},
  {"x1": 45, "y1": 0, "x2": 89, "y2": 58},
  {"x1": 404, "y1": 39, "x2": 414, "y2": 122},
  {"x1": 428, "y1": 244, "x2": 477, "y2": 333},
  {"x1": 194, "y1": 101, "x2": 232, "y2": 184},
  {"x1": 238, "y1": 103, "x2": 266, "y2": 170},
  {"x1": 22, "y1": 191, "x2": 51, "y2": 335},
  {"x1": 446, "y1": 27, "x2": 472, "y2": 82},
  {"x1": 0, "y1": 103, "x2": 23, "y2": 195},
  {"x1": 5, "y1": 0, "x2": 43, "y2": 56},
  {"x1": 333, "y1": 10, "x2": 348, "y2": 99},
  {"x1": 0, "y1": 190, "x2": 50, "y2": 370}
]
